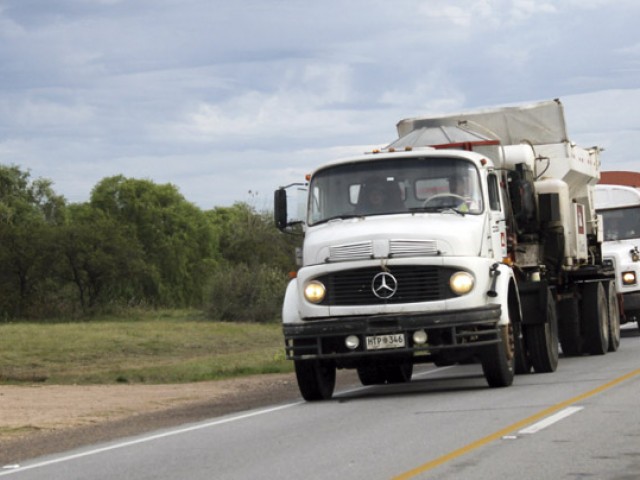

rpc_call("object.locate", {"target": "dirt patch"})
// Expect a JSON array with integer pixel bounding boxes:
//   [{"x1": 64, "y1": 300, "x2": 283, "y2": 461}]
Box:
[{"x1": 0, "y1": 373, "x2": 302, "y2": 465}]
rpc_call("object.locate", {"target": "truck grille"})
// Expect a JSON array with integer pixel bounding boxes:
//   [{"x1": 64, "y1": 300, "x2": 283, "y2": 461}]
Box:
[{"x1": 317, "y1": 266, "x2": 456, "y2": 306}]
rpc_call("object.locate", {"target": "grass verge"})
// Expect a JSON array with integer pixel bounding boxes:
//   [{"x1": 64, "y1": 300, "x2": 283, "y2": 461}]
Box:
[{"x1": 0, "y1": 310, "x2": 292, "y2": 385}]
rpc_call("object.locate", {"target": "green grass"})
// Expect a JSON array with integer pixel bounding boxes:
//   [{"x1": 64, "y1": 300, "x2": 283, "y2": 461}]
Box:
[{"x1": 0, "y1": 310, "x2": 293, "y2": 385}]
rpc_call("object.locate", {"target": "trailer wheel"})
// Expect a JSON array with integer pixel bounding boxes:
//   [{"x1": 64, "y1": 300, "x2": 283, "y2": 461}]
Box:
[
  {"x1": 524, "y1": 288, "x2": 559, "y2": 373},
  {"x1": 509, "y1": 290, "x2": 531, "y2": 374},
  {"x1": 480, "y1": 324, "x2": 515, "y2": 388},
  {"x1": 294, "y1": 359, "x2": 336, "y2": 401},
  {"x1": 513, "y1": 321, "x2": 531, "y2": 374},
  {"x1": 582, "y1": 282, "x2": 609, "y2": 355},
  {"x1": 557, "y1": 297, "x2": 583, "y2": 356},
  {"x1": 606, "y1": 281, "x2": 621, "y2": 352}
]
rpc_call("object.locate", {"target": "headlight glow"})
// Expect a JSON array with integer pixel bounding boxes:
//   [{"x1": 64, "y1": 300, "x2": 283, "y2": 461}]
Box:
[
  {"x1": 450, "y1": 271, "x2": 474, "y2": 295},
  {"x1": 622, "y1": 271, "x2": 637, "y2": 286},
  {"x1": 304, "y1": 281, "x2": 326, "y2": 303}
]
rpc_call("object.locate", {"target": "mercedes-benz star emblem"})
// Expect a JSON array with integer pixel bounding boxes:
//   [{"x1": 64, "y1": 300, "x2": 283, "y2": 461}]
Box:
[{"x1": 371, "y1": 272, "x2": 398, "y2": 299}]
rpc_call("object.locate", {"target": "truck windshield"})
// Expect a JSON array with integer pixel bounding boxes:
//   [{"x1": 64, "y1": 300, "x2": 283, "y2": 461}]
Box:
[
  {"x1": 600, "y1": 207, "x2": 640, "y2": 241},
  {"x1": 307, "y1": 157, "x2": 483, "y2": 226}
]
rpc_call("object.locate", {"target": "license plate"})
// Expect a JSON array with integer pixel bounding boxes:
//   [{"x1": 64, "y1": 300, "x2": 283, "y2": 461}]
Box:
[{"x1": 365, "y1": 333, "x2": 406, "y2": 350}]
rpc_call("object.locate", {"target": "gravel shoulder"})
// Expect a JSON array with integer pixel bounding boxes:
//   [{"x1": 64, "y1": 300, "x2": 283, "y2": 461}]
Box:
[{"x1": 0, "y1": 373, "x2": 302, "y2": 466}]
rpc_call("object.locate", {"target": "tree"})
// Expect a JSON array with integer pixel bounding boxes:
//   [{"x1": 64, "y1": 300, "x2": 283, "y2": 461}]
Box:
[
  {"x1": 56, "y1": 204, "x2": 149, "y2": 311},
  {"x1": 204, "y1": 202, "x2": 301, "y2": 322},
  {"x1": 0, "y1": 165, "x2": 66, "y2": 317},
  {"x1": 90, "y1": 176, "x2": 219, "y2": 306},
  {"x1": 207, "y1": 202, "x2": 298, "y2": 272},
  {"x1": 0, "y1": 164, "x2": 66, "y2": 225}
]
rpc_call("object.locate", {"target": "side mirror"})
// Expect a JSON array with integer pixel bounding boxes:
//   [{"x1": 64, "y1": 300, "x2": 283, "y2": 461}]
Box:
[
  {"x1": 274, "y1": 188, "x2": 288, "y2": 230},
  {"x1": 274, "y1": 183, "x2": 308, "y2": 231}
]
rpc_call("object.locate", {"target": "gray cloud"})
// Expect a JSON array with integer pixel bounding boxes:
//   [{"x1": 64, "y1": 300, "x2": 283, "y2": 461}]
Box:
[{"x1": 0, "y1": 0, "x2": 638, "y2": 208}]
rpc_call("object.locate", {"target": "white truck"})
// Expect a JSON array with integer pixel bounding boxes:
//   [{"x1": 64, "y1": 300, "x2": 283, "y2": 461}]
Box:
[
  {"x1": 275, "y1": 99, "x2": 619, "y2": 401},
  {"x1": 595, "y1": 181, "x2": 640, "y2": 330}
]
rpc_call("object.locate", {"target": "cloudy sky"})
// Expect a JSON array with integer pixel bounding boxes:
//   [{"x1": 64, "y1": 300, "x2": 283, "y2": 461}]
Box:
[{"x1": 1, "y1": 0, "x2": 639, "y2": 210}]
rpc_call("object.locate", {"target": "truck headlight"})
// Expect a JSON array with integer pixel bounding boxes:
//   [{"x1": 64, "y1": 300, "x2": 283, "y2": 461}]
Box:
[
  {"x1": 304, "y1": 280, "x2": 326, "y2": 303},
  {"x1": 622, "y1": 271, "x2": 637, "y2": 286},
  {"x1": 450, "y1": 271, "x2": 474, "y2": 295}
]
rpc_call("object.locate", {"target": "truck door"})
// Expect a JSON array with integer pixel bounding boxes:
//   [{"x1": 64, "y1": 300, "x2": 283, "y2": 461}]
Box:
[{"x1": 487, "y1": 173, "x2": 507, "y2": 260}]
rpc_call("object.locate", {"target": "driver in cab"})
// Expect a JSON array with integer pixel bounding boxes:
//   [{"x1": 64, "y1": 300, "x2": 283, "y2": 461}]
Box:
[{"x1": 356, "y1": 177, "x2": 405, "y2": 215}]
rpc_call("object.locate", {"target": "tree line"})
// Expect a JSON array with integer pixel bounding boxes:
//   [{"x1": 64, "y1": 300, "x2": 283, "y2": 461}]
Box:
[{"x1": 0, "y1": 164, "x2": 300, "y2": 322}]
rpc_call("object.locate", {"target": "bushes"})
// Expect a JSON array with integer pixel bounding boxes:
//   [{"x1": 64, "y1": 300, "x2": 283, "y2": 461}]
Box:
[
  {"x1": 0, "y1": 165, "x2": 301, "y2": 322},
  {"x1": 205, "y1": 263, "x2": 289, "y2": 323},
  {"x1": 204, "y1": 202, "x2": 299, "y2": 323}
]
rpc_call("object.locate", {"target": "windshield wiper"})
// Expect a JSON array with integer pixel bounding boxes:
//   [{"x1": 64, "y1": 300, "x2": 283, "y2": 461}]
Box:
[
  {"x1": 443, "y1": 207, "x2": 466, "y2": 216},
  {"x1": 409, "y1": 206, "x2": 466, "y2": 216},
  {"x1": 313, "y1": 214, "x2": 364, "y2": 226},
  {"x1": 409, "y1": 206, "x2": 441, "y2": 213}
]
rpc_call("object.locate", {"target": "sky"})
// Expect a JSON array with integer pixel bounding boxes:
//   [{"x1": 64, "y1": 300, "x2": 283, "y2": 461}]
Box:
[{"x1": 1, "y1": 0, "x2": 639, "y2": 210}]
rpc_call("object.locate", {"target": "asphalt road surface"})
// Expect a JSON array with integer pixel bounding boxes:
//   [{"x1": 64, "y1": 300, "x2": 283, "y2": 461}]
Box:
[{"x1": 2, "y1": 326, "x2": 640, "y2": 480}]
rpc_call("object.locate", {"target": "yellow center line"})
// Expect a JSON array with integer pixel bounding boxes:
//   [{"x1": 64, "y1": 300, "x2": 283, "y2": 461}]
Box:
[{"x1": 393, "y1": 368, "x2": 640, "y2": 480}]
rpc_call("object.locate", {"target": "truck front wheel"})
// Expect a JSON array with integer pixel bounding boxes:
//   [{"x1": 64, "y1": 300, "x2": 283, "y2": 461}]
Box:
[
  {"x1": 480, "y1": 324, "x2": 515, "y2": 388},
  {"x1": 606, "y1": 281, "x2": 621, "y2": 352},
  {"x1": 294, "y1": 360, "x2": 336, "y2": 401}
]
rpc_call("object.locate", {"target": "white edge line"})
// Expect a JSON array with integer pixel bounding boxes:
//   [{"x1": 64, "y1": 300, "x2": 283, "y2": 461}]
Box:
[
  {"x1": 0, "y1": 402, "x2": 301, "y2": 477},
  {"x1": 518, "y1": 406, "x2": 584, "y2": 435},
  {"x1": 1, "y1": 365, "x2": 456, "y2": 476}
]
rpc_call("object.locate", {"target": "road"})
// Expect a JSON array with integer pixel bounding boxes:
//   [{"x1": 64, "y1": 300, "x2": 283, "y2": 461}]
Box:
[{"x1": 2, "y1": 326, "x2": 640, "y2": 480}]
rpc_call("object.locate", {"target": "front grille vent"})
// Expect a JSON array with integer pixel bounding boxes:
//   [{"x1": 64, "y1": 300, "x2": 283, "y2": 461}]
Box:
[
  {"x1": 317, "y1": 265, "x2": 456, "y2": 306},
  {"x1": 328, "y1": 241, "x2": 373, "y2": 262},
  {"x1": 390, "y1": 240, "x2": 438, "y2": 257}
]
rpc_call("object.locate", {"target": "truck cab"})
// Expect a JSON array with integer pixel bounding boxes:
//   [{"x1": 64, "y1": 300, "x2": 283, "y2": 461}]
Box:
[{"x1": 277, "y1": 146, "x2": 519, "y2": 400}]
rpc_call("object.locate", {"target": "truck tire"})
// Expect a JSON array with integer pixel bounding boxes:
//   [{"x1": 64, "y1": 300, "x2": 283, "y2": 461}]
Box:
[
  {"x1": 294, "y1": 360, "x2": 336, "y2": 401},
  {"x1": 524, "y1": 288, "x2": 559, "y2": 373},
  {"x1": 480, "y1": 324, "x2": 515, "y2": 388},
  {"x1": 582, "y1": 282, "x2": 609, "y2": 355},
  {"x1": 606, "y1": 281, "x2": 621, "y2": 352},
  {"x1": 557, "y1": 296, "x2": 583, "y2": 356},
  {"x1": 513, "y1": 321, "x2": 531, "y2": 374}
]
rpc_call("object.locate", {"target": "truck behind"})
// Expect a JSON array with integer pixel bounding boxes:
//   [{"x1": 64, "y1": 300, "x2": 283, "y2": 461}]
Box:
[{"x1": 596, "y1": 175, "x2": 640, "y2": 330}]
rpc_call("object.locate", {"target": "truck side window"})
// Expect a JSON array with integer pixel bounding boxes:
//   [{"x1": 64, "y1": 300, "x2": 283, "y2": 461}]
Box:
[{"x1": 488, "y1": 174, "x2": 501, "y2": 211}]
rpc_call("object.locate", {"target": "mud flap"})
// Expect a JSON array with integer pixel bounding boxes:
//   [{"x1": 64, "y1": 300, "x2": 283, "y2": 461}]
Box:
[{"x1": 518, "y1": 281, "x2": 552, "y2": 325}]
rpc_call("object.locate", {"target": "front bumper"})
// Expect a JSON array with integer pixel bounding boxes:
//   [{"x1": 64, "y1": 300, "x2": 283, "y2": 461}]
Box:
[
  {"x1": 283, "y1": 304, "x2": 501, "y2": 361},
  {"x1": 622, "y1": 290, "x2": 640, "y2": 315}
]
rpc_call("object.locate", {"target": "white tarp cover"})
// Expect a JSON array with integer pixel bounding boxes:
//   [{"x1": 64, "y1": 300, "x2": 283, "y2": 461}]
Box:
[{"x1": 396, "y1": 99, "x2": 568, "y2": 146}]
